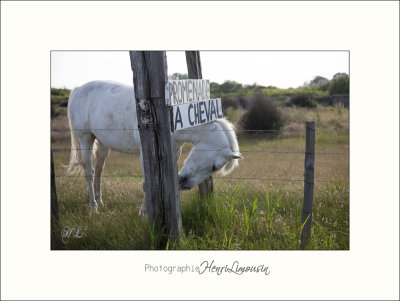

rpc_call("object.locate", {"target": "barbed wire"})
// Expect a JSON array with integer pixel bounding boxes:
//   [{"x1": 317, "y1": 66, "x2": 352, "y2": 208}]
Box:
[
  {"x1": 54, "y1": 174, "x2": 341, "y2": 183},
  {"x1": 51, "y1": 148, "x2": 348, "y2": 155}
]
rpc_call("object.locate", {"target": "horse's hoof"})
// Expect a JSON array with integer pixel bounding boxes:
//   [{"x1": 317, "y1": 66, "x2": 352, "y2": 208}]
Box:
[
  {"x1": 89, "y1": 202, "x2": 98, "y2": 214},
  {"x1": 97, "y1": 200, "x2": 104, "y2": 206},
  {"x1": 139, "y1": 204, "x2": 148, "y2": 218}
]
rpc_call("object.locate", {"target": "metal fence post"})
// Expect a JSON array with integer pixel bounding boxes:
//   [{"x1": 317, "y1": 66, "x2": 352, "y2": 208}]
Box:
[
  {"x1": 130, "y1": 51, "x2": 182, "y2": 247},
  {"x1": 185, "y1": 51, "x2": 213, "y2": 198},
  {"x1": 301, "y1": 121, "x2": 315, "y2": 248}
]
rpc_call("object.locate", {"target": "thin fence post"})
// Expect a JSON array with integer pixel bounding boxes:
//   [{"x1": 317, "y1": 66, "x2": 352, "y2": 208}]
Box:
[
  {"x1": 301, "y1": 121, "x2": 315, "y2": 248},
  {"x1": 185, "y1": 51, "x2": 213, "y2": 198},
  {"x1": 51, "y1": 150, "x2": 58, "y2": 223},
  {"x1": 130, "y1": 51, "x2": 182, "y2": 247}
]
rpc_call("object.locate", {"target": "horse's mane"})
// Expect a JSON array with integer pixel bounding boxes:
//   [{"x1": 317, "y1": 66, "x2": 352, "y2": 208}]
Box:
[{"x1": 215, "y1": 118, "x2": 240, "y2": 176}]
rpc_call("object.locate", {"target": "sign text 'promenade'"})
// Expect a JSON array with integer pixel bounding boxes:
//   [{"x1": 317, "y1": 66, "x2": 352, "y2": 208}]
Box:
[
  {"x1": 166, "y1": 79, "x2": 211, "y2": 106},
  {"x1": 166, "y1": 79, "x2": 223, "y2": 131}
]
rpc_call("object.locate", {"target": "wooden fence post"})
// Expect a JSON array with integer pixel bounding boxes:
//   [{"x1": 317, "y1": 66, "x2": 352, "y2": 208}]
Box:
[
  {"x1": 129, "y1": 51, "x2": 182, "y2": 246},
  {"x1": 185, "y1": 51, "x2": 213, "y2": 198},
  {"x1": 51, "y1": 150, "x2": 58, "y2": 223},
  {"x1": 301, "y1": 121, "x2": 315, "y2": 248}
]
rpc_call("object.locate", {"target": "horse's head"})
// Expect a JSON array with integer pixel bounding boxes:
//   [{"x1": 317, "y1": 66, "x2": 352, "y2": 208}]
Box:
[
  {"x1": 178, "y1": 145, "x2": 242, "y2": 190},
  {"x1": 178, "y1": 119, "x2": 242, "y2": 190}
]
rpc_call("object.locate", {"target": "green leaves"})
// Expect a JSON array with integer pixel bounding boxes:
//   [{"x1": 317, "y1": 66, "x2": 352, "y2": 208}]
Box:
[
  {"x1": 243, "y1": 197, "x2": 258, "y2": 236},
  {"x1": 230, "y1": 183, "x2": 242, "y2": 215},
  {"x1": 329, "y1": 73, "x2": 349, "y2": 95}
]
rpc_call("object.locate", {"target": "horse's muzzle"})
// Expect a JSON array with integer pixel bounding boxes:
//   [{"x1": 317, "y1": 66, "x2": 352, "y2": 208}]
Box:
[{"x1": 178, "y1": 174, "x2": 191, "y2": 190}]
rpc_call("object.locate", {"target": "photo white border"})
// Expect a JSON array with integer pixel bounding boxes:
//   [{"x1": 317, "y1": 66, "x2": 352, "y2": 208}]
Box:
[{"x1": 1, "y1": 1, "x2": 399, "y2": 300}]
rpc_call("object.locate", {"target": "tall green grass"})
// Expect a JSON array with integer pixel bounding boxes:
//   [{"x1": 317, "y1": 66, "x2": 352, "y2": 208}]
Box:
[{"x1": 52, "y1": 179, "x2": 349, "y2": 250}]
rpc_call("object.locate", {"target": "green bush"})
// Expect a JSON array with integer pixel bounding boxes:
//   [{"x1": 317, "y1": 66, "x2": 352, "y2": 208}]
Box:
[
  {"x1": 288, "y1": 95, "x2": 317, "y2": 108},
  {"x1": 168, "y1": 73, "x2": 188, "y2": 80},
  {"x1": 51, "y1": 88, "x2": 70, "y2": 99},
  {"x1": 219, "y1": 81, "x2": 243, "y2": 93},
  {"x1": 329, "y1": 73, "x2": 349, "y2": 95},
  {"x1": 314, "y1": 95, "x2": 331, "y2": 106},
  {"x1": 309, "y1": 76, "x2": 330, "y2": 91},
  {"x1": 224, "y1": 107, "x2": 240, "y2": 122},
  {"x1": 237, "y1": 95, "x2": 251, "y2": 109},
  {"x1": 239, "y1": 93, "x2": 284, "y2": 132},
  {"x1": 221, "y1": 95, "x2": 239, "y2": 110}
]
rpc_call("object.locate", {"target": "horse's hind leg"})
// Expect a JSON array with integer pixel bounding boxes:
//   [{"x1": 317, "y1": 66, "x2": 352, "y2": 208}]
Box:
[
  {"x1": 78, "y1": 133, "x2": 97, "y2": 210},
  {"x1": 93, "y1": 141, "x2": 110, "y2": 206}
]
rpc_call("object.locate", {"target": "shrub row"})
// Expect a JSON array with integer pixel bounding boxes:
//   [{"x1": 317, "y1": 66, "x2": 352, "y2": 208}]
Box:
[{"x1": 239, "y1": 93, "x2": 285, "y2": 132}]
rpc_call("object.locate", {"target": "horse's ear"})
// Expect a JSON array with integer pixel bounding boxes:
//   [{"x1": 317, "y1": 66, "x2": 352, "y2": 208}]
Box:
[{"x1": 231, "y1": 152, "x2": 243, "y2": 159}]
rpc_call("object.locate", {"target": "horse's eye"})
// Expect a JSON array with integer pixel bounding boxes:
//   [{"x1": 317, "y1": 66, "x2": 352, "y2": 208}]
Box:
[{"x1": 212, "y1": 164, "x2": 217, "y2": 171}]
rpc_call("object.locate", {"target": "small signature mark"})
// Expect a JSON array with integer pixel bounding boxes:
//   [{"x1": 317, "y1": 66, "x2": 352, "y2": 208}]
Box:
[{"x1": 61, "y1": 226, "x2": 87, "y2": 244}]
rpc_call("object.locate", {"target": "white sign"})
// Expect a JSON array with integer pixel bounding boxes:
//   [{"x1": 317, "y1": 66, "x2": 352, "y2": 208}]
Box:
[
  {"x1": 166, "y1": 79, "x2": 210, "y2": 106},
  {"x1": 172, "y1": 98, "x2": 223, "y2": 131}
]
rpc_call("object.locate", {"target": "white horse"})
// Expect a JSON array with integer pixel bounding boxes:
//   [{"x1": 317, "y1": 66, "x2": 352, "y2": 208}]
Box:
[{"x1": 66, "y1": 80, "x2": 242, "y2": 211}]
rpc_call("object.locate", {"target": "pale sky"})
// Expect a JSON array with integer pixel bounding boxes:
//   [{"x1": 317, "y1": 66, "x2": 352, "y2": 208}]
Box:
[{"x1": 51, "y1": 51, "x2": 349, "y2": 90}]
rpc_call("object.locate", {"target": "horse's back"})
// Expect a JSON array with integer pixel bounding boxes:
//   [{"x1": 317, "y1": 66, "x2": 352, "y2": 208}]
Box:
[
  {"x1": 69, "y1": 81, "x2": 133, "y2": 108},
  {"x1": 69, "y1": 80, "x2": 135, "y2": 124},
  {"x1": 68, "y1": 81, "x2": 140, "y2": 152}
]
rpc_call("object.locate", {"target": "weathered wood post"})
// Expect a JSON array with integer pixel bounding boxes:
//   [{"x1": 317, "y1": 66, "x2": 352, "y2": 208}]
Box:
[
  {"x1": 129, "y1": 51, "x2": 182, "y2": 246},
  {"x1": 301, "y1": 121, "x2": 315, "y2": 248},
  {"x1": 185, "y1": 51, "x2": 213, "y2": 198},
  {"x1": 51, "y1": 150, "x2": 58, "y2": 223}
]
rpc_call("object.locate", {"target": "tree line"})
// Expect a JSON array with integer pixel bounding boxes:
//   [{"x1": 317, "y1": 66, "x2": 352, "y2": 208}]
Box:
[
  {"x1": 52, "y1": 73, "x2": 349, "y2": 101},
  {"x1": 169, "y1": 72, "x2": 349, "y2": 97}
]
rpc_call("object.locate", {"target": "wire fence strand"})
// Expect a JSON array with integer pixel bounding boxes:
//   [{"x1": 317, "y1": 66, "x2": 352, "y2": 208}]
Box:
[
  {"x1": 51, "y1": 148, "x2": 348, "y2": 155},
  {"x1": 54, "y1": 174, "x2": 341, "y2": 183}
]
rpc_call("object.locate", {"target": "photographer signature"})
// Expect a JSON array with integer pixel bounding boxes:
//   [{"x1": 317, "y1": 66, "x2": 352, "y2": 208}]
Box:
[{"x1": 61, "y1": 226, "x2": 87, "y2": 244}]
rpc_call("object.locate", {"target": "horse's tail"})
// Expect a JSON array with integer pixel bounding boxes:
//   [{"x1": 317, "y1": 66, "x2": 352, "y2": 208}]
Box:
[{"x1": 66, "y1": 87, "x2": 84, "y2": 175}]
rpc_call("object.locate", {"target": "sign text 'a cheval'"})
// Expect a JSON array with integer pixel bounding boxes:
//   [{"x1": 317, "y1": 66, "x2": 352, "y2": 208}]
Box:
[{"x1": 166, "y1": 79, "x2": 223, "y2": 131}]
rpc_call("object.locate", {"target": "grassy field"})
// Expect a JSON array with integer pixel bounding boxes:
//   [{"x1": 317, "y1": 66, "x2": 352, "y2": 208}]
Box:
[{"x1": 51, "y1": 103, "x2": 349, "y2": 250}]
